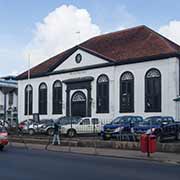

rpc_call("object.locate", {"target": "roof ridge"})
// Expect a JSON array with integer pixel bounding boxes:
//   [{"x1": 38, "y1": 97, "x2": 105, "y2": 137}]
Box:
[{"x1": 80, "y1": 25, "x2": 146, "y2": 45}]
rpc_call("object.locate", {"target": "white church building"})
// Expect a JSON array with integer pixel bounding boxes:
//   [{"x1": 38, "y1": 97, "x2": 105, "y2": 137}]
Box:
[{"x1": 16, "y1": 25, "x2": 180, "y2": 122}]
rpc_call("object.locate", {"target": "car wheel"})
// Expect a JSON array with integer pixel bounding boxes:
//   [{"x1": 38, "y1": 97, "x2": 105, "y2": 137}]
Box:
[
  {"x1": 47, "y1": 128, "x2": 54, "y2": 136},
  {"x1": 67, "y1": 129, "x2": 76, "y2": 137},
  {"x1": 29, "y1": 129, "x2": 35, "y2": 135},
  {"x1": 0, "y1": 145, "x2": 4, "y2": 151}
]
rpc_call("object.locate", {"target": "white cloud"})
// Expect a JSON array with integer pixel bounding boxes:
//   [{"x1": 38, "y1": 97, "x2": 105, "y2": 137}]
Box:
[
  {"x1": 25, "y1": 5, "x2": 101, "y2": 66},
  {"x1": 159, "y1": 20, "x2": 180, "y2": 45}
]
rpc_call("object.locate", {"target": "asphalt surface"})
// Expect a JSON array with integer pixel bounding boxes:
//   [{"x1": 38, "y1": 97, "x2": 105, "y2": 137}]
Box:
[{"x1": 0, "y1": 146, "x2": 180, "y2": 180}]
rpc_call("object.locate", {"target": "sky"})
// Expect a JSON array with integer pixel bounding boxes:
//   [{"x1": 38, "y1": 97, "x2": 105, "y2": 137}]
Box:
[{"x1": 0, "y1": 0, "x2": 180, "y2": 76}]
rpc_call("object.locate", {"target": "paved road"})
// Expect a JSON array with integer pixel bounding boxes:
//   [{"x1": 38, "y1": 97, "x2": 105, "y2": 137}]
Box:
[{"x1": 0, "y1": 146, "x2": 180, "y2": 180}]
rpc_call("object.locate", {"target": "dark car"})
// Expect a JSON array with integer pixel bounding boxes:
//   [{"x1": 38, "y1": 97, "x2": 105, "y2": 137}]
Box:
[
  {"x1": 153, "y1": 122, "x2": 180, "y2": 141},
  {"x1": 134, "y1": 116, "x2": 175, "y2": 134},
  {"x1": 101, "y1": 116, "x2": 143, "y2": 140},
  {"x1": 134, "y1": 116, "x2": 180, "y2": 141}
]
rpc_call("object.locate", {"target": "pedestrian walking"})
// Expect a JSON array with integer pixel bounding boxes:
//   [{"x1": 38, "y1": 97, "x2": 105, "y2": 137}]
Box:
[{"x1": 52, "y1": 122, "x2": 60, "y2": 145}]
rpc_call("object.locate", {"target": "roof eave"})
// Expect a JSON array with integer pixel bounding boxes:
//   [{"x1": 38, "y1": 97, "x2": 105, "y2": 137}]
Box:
[{"x1": 16, "y1": 52, "x2": 180, "y2": 81}]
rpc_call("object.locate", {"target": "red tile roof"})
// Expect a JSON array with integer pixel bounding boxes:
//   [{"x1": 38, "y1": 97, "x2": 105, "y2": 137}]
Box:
[{"x1": 17, "y1": 25, "x2": 180, "y2": 80}]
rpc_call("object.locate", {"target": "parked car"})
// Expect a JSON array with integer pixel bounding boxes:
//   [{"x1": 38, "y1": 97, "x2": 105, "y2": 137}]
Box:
[
  {"x1": 134, "y1": 116, "x2": 175, "y2": 134},
  {"x1": 0, "y1": 126, "x2": 8, "y2": 151},
  {"x1": 18, "y1": 119, "x2": 34, "y2": 133},
  {"x1": 61, "y1": 117, "x2": 102, "y2": 137},
  {"x1": 37, "y1": 119, "x2": 55, "y2": 135},
  {"x1": 135, "y1": 116, "x2": 180, "y2": 142},
  {"x1": 55, "y1": 116, "x2": 81, "y2": 125},
  {"x1": 40, "y1": 116, "x2": 82, "y2": 136},
  {"x1": 101, "y1": 116, "x2": 143, "y2": 140},
  {"x1": 27, "y1": 119, "x2": 54, "y2": 135}
]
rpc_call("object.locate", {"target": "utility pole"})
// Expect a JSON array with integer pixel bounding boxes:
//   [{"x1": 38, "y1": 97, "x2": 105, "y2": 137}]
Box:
[
  {"x1": 3, "y1": 91, "x2": 7, "y2": 126},
  {"x1": 76, "y1": 31, "x2": 81, "y2": 43},
  {"x1": 27, "y1": 54, "x2": 31, "y2": 129}
]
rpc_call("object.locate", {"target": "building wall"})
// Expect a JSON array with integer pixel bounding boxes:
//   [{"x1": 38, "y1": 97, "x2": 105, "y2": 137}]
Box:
[
  {"x1": 18, "y1": 53, "x2": 179, "y2": 122},
  {"x1": 114, "y1": 57, "x2": 179, "y2": 118},
  {"x1": 0, "y1": 91, "x2": 18, "y2": 110},
  {"x1": 0, "y1": 90, "x2": 18, "y2": 120}
]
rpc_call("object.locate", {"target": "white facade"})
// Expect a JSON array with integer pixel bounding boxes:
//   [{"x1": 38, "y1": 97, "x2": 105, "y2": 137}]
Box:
[
  {"x1": 0, "y1": 77, "x2": 18, "y2": 122},
  {"x1": 18, "y1": 49, "x2": 180, "y2": 122}
]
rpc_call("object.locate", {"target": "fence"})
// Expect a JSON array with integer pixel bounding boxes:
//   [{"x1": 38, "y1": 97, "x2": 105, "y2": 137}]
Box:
[
  {"x1": 5, "y1": 117, "x2": 180, "y2": 155},
  {"x1": 5, "y1": 117, "x2": 140, "y2": 154}
]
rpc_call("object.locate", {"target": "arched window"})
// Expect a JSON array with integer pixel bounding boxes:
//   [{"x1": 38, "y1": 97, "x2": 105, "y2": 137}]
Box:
[
  {"x1": 53, "y1": 80, "x2": 62, "y2": 114},
  {"x1": 39, "y1": 83, "x2": 47, "y2": 114},
  {"x1": 145, "y1": 68, "x2": 161, "y2": 112},
  {"x1": 120, "y1": 72, "x2": 134, "y2": 113},
  {"x1": 25, "y1": 85, "x2": 33, "y2": 115},
  {"x1": 96, "y1": 74, "x2": 109, "y2": 113},
  {"x1": 72, "y1": 91, "x2": 86, "y2": 102}
]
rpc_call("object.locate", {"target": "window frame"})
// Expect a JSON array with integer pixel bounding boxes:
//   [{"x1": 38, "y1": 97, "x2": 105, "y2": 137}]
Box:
[
  {"x1": 24, "y1": 84, "x2": 33, "y2": 115},
  {"x1": 39, "y1": 82, "x2": 47, "y2": 115},
  {"x1": 96, "y1": 74, "x2": 109, "y2": 113},
  {"x1": 145, "y1": 68, "x2": 161, "y2": 112},
  {"x1": 120, "y1": 71, "x2": 134, "y2": 113},
  {"x1": 80, "y1": 118, "x2": 90, "y2": 125},
  {"x1": 52, "y1": 80, "x2": 62, "y2": 114}
]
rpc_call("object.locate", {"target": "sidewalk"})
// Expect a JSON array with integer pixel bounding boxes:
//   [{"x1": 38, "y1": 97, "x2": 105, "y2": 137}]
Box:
[{"x1": 9, "y1": 142, "x2": 180, "y2": 165}]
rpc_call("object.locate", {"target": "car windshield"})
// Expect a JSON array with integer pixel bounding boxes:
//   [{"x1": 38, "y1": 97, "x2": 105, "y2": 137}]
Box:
[
  {"x1": 70, "y1": 118, "x2": 81, "y2": 124},
  {"x1": 56, "y1": 117, "x2": 81, "y2": 125},
  {"x1": 142, "y1": 117, "x2": 162, "y2": 126},
  {"x1": 142, "y1": 117, "x2": 174, "y2": 126},
  {"x1": 111, "y1": 116, "x2": 131, "y2": 124},
  {"x1": 40, "y1": 119, "x2": 54, "y2": 125}
]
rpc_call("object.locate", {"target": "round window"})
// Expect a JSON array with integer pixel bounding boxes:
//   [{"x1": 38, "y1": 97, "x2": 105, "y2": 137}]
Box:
[{"x1": 75, "y1": 54, "x2": 82, "y2": 63}]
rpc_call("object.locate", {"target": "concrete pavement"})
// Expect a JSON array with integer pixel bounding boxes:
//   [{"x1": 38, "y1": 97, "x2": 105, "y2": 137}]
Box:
[
  {"x1": 9, "y1": 142, "x2": 180, "y2": 165},
  {"x1": 9, "y1": 135, "x2": 180, "y2": 153}
]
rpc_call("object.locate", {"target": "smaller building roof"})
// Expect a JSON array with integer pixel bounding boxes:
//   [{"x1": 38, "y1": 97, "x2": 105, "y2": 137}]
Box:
[{"x1": 0, "y1": 76, "x2": 17, "y2": 90}]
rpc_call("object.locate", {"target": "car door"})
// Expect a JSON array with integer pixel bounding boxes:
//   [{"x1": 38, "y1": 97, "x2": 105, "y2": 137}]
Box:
[
  {"x1": 91, "y1": 118, "x2": 101, "y2": 133},
  {"x1": 77, "y1": 118, "x2": 91, "y2": 134}
]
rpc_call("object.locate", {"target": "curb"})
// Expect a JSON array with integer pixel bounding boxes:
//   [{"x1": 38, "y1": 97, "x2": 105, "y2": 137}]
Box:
[
  {"x1": 9, "y1": 136, "x2": 180, "y2": 153},
  {"x1": 10, "y1": 142, "x2": 180, "y2": 165}
]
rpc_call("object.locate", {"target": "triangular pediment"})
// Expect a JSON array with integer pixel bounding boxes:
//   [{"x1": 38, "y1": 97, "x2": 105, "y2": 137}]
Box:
[{"x1": 53, "y1": 48, "x2": 110, "y2": 72}]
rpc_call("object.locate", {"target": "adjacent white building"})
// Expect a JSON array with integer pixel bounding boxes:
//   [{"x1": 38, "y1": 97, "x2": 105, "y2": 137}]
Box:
[
  {"x1": 16, "y1": 25, "x2": 180, "y2": 122},
  {"x1": 0, "y1": 76, "x2": 18, "y2": 123}
]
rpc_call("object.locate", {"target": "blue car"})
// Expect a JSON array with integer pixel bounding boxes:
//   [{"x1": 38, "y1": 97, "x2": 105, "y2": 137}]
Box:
[
  {"x1": 101, "y1": 116, "x2": 143, "y2": 140},
  {"x1": 134, "y1": 116, "x2": 175, "y2": 135}
]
